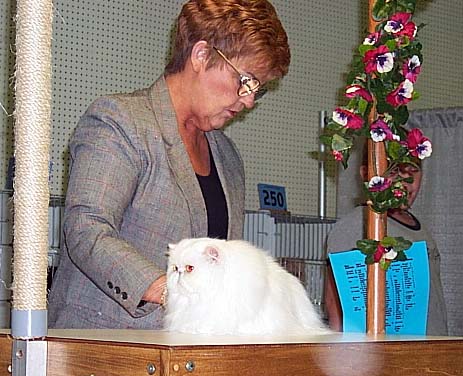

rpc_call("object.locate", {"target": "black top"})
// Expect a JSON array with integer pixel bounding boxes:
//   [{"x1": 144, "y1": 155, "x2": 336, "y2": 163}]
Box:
[
  {"x1": 388, "y1": 209, "x2": 421, "y2": 231},
  {"x1": 196, "y1": 145, "x2": 229, "y2": 239}
]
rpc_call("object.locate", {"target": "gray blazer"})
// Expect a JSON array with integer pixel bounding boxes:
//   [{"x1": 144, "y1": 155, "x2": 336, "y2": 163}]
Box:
[{"x1": 48, "y1": 76, "x2": 245, "y2": 329}]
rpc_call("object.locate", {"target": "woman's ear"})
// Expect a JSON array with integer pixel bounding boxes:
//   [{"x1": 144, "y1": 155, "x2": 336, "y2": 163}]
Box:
[{"x1": 190, "y1": 40, "x2": 210, "y2": 72}]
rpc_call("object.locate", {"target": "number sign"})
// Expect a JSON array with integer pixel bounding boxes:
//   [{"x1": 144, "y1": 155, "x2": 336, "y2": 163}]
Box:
[{"x1": 257, "y1": 183, "x2": 287, "y2": 211}]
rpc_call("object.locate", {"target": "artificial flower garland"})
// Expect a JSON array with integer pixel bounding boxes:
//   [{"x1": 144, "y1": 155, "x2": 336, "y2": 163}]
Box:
[{"x1": 321, "y1": 0, "x2": 432, "y2": 270}]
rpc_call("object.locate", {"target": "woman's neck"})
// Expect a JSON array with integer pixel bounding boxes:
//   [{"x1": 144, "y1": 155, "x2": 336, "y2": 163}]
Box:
[{"x1": 388, "y1": 208, "x2": 418, "y2": 228}]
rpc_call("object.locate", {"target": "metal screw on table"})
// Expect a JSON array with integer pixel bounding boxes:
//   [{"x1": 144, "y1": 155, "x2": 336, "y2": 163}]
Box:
[
  {"x1": 146, "y1": 363, "x2": 156, "y2": 375},
  {"x1": 185, "y1": 360, "x2": 195, "y2": 372}
]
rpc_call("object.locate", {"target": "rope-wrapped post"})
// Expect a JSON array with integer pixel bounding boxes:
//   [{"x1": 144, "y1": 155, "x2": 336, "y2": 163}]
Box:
[
  {"x1": 366, "y1": 0, "x2": 386, "y2": 335},
  {"x1": 11, "y1": 0, "x2": 53, "y2": 339}
]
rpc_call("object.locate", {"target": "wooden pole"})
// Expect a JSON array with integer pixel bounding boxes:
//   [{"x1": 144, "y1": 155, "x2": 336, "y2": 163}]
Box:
[{"x1": 366, "y1": 0, "x2": 387, "y2": 335}]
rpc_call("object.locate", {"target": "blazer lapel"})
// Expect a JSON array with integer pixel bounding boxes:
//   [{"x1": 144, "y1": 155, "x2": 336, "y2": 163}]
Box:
[{"x1": 147, "y1": 76, "x2": 207, "y2": 237}]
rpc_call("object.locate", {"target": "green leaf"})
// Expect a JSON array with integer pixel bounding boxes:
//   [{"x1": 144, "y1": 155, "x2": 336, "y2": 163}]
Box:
[
  {"x1": 356, "y1": 239, "x2": 378, "y2": 254},
  {"x1": 387, "y1": 141, "x2": 403, "y2": 161},
  {"x1": 357, "y1": 98, "x2": 369, "y2": 116},
  {"x1": 365, "y1": 254, "x2": 375, "y2": 265},
  {"x1": 395, "y1": 106, "x2": 409, "y2": 125},
  {"x1": 395, "y1": 251, "x2": 408, "y2": 262},
  {"x1": 332, "y1": 134, "x2": 353, "y2": 152},
  {"x1": 372, "y1": 0, "x2": 393, "y2": 21},
  {"x1": 380, "y1": 236, "x2": 397, "y2": 247},
  {"x1": 385, "y1": 39, "x2": 397, "y2": 51},
  {"x1": 380, "y1": 258, "x2": 391, "y2": 270},
  {"x1": 393, "y1": 237, "x2": 413, "y2": 252},
  {"x1": 319, "y1": 134, "x2": 333, "y2": 147}
]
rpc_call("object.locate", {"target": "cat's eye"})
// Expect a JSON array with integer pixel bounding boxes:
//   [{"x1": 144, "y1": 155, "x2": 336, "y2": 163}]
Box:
[
  {"x1": 185, "y1": 265, "x2": 194, "y2": 273},
  {"x1": 172, "y1": 265, "x2": 178, "y2": 272}
]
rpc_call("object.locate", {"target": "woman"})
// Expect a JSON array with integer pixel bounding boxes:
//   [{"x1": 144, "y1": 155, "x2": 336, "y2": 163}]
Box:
[{"x1": 48, "y1": 0, "x2": 290, "y2": 329}]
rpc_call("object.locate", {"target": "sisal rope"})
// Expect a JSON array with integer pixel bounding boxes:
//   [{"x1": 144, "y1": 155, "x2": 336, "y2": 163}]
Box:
[{"x1": 12, "y1": 0, "x2": 53, "y2": 311}]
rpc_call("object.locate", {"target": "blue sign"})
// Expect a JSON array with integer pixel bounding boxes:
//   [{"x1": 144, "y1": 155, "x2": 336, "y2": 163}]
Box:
[
  {"x1": 257, "y1": 183, "x2": 287, "y2": 211},
  {"x1": 329, "y1": 241, "x2": 430, "y2": 335}
]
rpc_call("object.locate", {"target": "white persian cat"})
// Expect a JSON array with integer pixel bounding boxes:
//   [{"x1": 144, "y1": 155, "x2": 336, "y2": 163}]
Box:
[{"x1": 164, "y1": 237, "x2": 331, "y2": 335}]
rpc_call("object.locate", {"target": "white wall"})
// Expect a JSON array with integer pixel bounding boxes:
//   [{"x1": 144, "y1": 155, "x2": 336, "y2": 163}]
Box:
[{"x1": 1, "y1": 0, "x2": 462, "y2": 217}]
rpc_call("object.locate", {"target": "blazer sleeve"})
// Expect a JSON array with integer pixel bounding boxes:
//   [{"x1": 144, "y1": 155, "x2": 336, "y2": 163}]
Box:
[{"x1": 64, "y1": 96, "x2": 165, "y2": 317}]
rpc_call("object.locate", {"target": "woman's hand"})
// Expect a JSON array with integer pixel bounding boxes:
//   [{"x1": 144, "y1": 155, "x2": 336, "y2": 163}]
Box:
[{"x1": 142, "y1": 274, "x2": 167, "y2": 305}]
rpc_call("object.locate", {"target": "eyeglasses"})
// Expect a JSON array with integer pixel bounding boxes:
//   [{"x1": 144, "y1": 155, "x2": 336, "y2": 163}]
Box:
[
  {"x1": 213, "y1": 47, "x2": 267, "y2": 100},
  {"x1": 388, "y1": 163, "x2": 421, "y2": 178}
]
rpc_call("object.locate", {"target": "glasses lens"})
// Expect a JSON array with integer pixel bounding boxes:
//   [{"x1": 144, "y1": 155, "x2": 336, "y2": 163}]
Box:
[
  {"x1": 238, "y1": 75, "x2": 260, "y2": 96},
  {"x1": 254, "y1": 86, "x2": 267, "y2": 101}
]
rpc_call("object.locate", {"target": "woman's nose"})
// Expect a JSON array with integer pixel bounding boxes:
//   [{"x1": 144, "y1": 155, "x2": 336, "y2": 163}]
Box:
[{"x1": 239, "y1": 94, "x2": 256, "y2": 109}]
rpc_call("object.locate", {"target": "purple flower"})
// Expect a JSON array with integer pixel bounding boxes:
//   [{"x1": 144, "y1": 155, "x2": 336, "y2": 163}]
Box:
[
  {"x1": 370, "y1": 119, "x2": 395, "y2": 142},
  {"x1": 386, "y1": 79, "x2": 414, "y2": 107},
  {"x1": 332, "y1": 108, "x2": 364, "y2": 129},
  {"x1": 403, "y1": 55, "x2": 421, "y2": 83},
  {"x1": 368, "y1": 176, "x2": 392, "y2": 192},
  {"x1": 406, "y1": 128, "x2": 432, "y2": 159},
  {"x1": 345, "y1": 84, "x2": 373, "y2": 102},
  {"x1": 363, "y1": 45, "x2": 394, "y2": 74}
]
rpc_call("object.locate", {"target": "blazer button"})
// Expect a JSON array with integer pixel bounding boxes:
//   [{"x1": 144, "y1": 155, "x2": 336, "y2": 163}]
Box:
[
  {"x1": 107, "y1": 281, "x2": 113, "y2": 289},
  {"x1": 114, "y1": 286, "x2": 121, "y2": 294},
  {"x1": 121, "y1": 292, "x2": 128, "y2": 300}
]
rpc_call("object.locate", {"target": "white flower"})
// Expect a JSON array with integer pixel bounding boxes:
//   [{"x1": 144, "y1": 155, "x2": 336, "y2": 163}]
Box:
[
  {"x1": 409, "y1": 55, "x2": 421, "y2": 69},
  {"x1": 384, "y1": 248, "x2": 398, "y2": 260},
  {"x1": 418, "y1": 140, "x2": 433, "y2": 159},
  {"x1": 377, "y1": 52, "x2": 394, "y2": 73},
  {"x1": 332, "y1": 110, "x2": 347, "y2": 126},
  {"x1": 401, "y1": 79, "x2": 414, "y2": 98}
]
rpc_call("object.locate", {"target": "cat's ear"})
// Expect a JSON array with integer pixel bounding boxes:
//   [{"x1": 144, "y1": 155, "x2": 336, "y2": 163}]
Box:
[
  {"x1": 168, "y1": 243, "x2": 177, "y2": 250},
  {"x1": 203, "y1": 246, "x2": 220, "y2": 263}
]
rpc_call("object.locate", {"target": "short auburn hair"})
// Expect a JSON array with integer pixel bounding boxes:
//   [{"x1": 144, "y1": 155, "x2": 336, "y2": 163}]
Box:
[{"x1": 165, "y1": 0, "x2": 290, "y2": 79}]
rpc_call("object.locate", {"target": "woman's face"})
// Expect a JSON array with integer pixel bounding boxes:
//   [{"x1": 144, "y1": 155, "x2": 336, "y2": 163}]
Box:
[
  {"x1": 389, "y1": 163, "x2": 423, "y2": 208},
  {"x1": 190, "y1": 55, "x2": 268, "y2": 131}
]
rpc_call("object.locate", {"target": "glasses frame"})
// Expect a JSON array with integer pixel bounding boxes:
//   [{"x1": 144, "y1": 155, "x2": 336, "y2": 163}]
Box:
[{"x1": 212, "y1": 47, "x2": 267, "y2": 100}]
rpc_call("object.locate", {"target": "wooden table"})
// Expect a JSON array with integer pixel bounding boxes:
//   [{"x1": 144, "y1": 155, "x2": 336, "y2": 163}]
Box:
[{"x1": 1, "y1": 330, "x2": 462, "y2": 375}]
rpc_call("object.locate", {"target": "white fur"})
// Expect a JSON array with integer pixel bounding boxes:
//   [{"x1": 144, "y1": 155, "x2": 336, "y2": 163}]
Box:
[{"x1": 164, "y1": 237, "x2": 331, "y2": 335}]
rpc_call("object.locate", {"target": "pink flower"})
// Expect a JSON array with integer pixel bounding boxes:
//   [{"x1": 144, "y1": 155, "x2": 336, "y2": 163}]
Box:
[
  {"x1": 332, "y1": 150, "x2": 343, "y2": 161},
  {"x1": 363, "y1": 31, "x2": 381, "y2": 45},
  {"x1": 384, "y1": 12, "x2": 417, "y2": 42},
  {"x1": 403, "y1": 55, "x2": 421, "y2": 83},
  {"x1": 386, "y1": 79, "x2": 414, "y2": 107},
  {"x1": 345, "y1": 84, "x2": 373, "y2": 102},
  {"x1": 374, "y1": 244, "x2": 397, "y2": 263},
  {"x1": 406, "y1": 128, "x2": 432, "y2": 159},
  {"x1": 370, "y1": 119, "x2": 395, "y2": 142},
  {"x1": 393, "y1": 189, "x2": 404, "y2": 198},
  {"x1": 332, "y1": 108, "x2": 364, "y2": 129},
  {"x1": 368, "y1": 176, "x2": 392, "y2": 192},
  {"x1": 374, "y1": 244, "x2": 387, "y2": 262},
  {"x1": 364, "y1": 45, "x2": 394, "y2": 74},
  {"x1": 397, "y1": 21, "x2": 417, "y2": 41}
]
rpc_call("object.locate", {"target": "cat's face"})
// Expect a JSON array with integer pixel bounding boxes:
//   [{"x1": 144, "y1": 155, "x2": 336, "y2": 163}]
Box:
[{"x1": 167, "y1": 238, "x2": 225, "y2": 298}]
